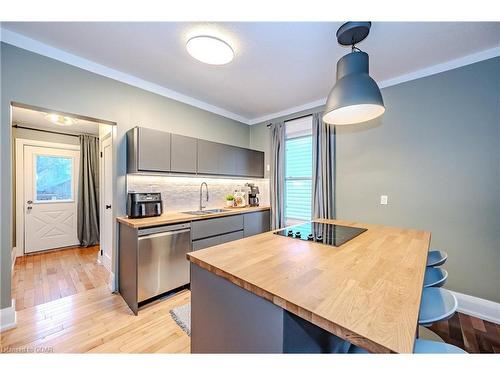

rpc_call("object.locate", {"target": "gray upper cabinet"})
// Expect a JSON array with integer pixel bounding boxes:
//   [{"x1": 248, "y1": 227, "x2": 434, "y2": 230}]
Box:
[
  {"x1": 128, "y1": 126, "x2": 264, "y2": 178},
  {"x1": 197, "y1": 139, "x2": 221, "y2": 175},
  {"x1": 248, "y1": 149, "x2": 265, "y2": 178},
  {"x1": 171, "y1": 134, "x2": 197, "y2": 174},
  {"x1": 127, "y1": 127, "x2": 171, "y2": 173},
  {"x1": 198, "y1": 139, "x2": 264, "y2": 178}
]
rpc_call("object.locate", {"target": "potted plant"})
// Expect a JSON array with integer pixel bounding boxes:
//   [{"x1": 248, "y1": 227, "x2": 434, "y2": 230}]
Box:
[{"x1": 225, "y1": 194, "x2": 235, "y2": 207}]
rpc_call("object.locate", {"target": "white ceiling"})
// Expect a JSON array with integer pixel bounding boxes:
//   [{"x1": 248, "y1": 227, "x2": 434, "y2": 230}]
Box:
[
  {"x1": 12, "y1": 106, "x2": 101, "y2": 135},
  {"x1": 3, "y1": 22, "x2": 500, "y2": 124}
]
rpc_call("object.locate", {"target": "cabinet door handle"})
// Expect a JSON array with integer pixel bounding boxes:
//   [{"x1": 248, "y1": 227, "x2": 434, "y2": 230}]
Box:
[{"x1": 106, "y1": 204, "x2": 112, "y2": 209}]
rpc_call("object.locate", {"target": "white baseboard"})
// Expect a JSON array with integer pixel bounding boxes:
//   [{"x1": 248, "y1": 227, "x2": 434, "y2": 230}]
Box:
[
  {"x1": 11, "y1": 247, "x2": 17, "y2": 272},
  {"x1": 108, "y1": 272, "x2": 116, "y2": 293},
  {"x1": 447, "y1": 289, "x2": 500, "y2": 324},
  {"x1": 0, "y1": 299, "x2": 17, "y2": 332}
]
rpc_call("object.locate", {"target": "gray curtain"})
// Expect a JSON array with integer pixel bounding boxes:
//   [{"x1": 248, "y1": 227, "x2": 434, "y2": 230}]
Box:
[
  {"x1": 77, "y1": 135, "x2": 100, "y2": 246},
  {"x1": 270, "y1": 121, "x2": 286, "y2": 229},
  {"x1": 312, "y1": 112, "x2": 336, "y2": 219}
]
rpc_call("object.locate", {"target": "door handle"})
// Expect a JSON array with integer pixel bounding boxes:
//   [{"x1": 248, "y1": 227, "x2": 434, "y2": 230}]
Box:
[
  {"x1": 105, "y1": 204, "x2": 112, "y2": 209},
  {"x1": 27, "y1": 200, "x2": 33, "y2": 204}
]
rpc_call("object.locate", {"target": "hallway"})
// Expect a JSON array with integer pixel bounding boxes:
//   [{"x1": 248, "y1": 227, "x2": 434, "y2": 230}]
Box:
[{"x1": 12, "y1": 246, "x2": 110, "y2": 311}]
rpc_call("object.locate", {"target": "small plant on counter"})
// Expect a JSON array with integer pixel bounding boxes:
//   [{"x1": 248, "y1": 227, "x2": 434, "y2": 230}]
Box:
[{"x1": 225, "y1": 194, "x2": 235, "y2": 207}]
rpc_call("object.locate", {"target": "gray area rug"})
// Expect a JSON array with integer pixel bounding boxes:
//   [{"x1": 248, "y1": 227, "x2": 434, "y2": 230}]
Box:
[{"x1": 170, "y1": 303, "x2": 191, "y2": 336}]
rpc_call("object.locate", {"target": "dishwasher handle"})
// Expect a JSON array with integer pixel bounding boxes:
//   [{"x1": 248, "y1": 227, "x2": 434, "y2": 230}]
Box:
[
  {"x1": 138, "y1": 222, "x2": 191, "y2": 237},
  {"x1": 138, "y1": 228, "x2": 190, "y2": 241}
]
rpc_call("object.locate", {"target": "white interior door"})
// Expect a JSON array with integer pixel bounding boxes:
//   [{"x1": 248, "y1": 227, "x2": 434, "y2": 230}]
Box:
[
  {"x1": 24, "y1": 145, "x2": 80, "y2": 253},
  {"x1": 100, "y1": 135, "x2": 113, "y2": 271}
]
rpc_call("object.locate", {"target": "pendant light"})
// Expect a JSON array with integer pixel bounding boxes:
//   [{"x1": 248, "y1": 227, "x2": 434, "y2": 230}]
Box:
[{"x1": 323, "y1": 22, "x2": 385, "y2": 125}]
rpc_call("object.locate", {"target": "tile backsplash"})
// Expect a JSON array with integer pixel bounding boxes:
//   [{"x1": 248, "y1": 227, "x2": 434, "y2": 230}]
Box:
[{"x1": 127, "y1": 175, "x2": 270, "y2": 212}]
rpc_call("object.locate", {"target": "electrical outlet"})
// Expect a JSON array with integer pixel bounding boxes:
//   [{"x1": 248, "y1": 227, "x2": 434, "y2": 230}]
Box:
[
  {"x1": 380, "y1": 195, "x2": 388, "y2": 205},
  {"x1": 266, "y1": 164, "x2": 270, "y2": 172}
]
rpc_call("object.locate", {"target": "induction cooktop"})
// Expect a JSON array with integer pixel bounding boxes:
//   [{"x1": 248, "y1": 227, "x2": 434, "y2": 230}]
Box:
[{"x1": 274, "y1": 221, "x2": 367, "y2": 247}]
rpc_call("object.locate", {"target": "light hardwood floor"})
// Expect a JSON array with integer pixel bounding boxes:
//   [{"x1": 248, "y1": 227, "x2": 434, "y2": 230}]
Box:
[
  {"x1": 1, "y1": 285, "x2": 191, "y2": 353},
  {"x1": 12, "y1": 245, "x2": 110, "y2": 311}
]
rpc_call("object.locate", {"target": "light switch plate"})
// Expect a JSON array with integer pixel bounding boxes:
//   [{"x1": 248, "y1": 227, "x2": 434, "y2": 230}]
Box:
[
  {"x1": 380, "y1": 195, "x2": 388, "y2": 205},
  {"x1": 266, "y1": 164, "x2": 270, "y2": 172}
]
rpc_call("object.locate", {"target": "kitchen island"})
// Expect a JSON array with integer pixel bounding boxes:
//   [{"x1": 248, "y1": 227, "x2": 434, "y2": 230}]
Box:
[{"x1": 186, "y1": 219, "x2": 431, "y2": 353}]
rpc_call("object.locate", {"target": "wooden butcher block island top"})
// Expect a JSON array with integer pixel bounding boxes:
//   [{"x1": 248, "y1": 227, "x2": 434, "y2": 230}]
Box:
[{"x1": 187, "y1": 219, "x2": 431, "y2": 353}]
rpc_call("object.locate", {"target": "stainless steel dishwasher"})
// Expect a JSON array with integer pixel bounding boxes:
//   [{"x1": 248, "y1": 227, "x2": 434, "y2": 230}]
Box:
[{"x1": 137, "y1": 222, "x2": 191, "y2": 303}]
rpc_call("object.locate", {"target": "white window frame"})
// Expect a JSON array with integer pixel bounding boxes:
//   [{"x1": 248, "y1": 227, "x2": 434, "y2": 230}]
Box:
[{"x1": 284, "y1": 115, "x2": 313, "y2": 226}]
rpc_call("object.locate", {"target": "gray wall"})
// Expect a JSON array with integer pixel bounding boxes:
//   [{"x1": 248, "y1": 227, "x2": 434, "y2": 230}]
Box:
[
  {"x1": 0, "y1": 43, "x2": 250, "y2": 309},
  {"x1": 250, "y1": 57, "x2": 500, "y2": 302}
]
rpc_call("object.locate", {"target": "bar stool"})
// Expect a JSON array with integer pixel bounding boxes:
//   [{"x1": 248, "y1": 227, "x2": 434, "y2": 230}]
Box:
[
  {"x1": 423, "y1": 267, "x2": 448, "y2": 288},
  {"x1": 348, "y1": 339, "x2": 466, "y2": 354},
  {"x1": 419, "y1": 287, "x2": 457, "y2": 325},
  {"x1": 413, "y1": 339, "x2": 466, "y2": 353},
  {"x1": 427, "y1": 250, "x2": 447, "y2": 267}
]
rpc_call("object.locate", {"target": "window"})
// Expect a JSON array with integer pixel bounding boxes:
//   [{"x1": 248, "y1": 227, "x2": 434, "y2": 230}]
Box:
[
  {"x1": 35, "y1": 155, "x2": 74, "y2": 201},
  {"x1": 285, "y1": 116, "x2": 313, "y2": 225}
]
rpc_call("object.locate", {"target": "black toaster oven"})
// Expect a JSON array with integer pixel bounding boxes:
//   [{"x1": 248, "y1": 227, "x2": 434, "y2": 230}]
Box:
[{"x1": 127, "y1": 192, "x2": 163, "y2": 218}]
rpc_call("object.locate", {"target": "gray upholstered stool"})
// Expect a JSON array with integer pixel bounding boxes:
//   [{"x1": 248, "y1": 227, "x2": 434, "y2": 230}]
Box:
[
  {"x1": 427, "y1": 250, "x2": 448, "y2": 267},
  {"x1": 423, "y1": 267, "x2": 448, "y2": 288},
  {"x1": 413, "y1": 339, "x2": 466, "y2": 353},
  {"x1": 418, "y1": 287, "x2": 457, "y2": 325}
]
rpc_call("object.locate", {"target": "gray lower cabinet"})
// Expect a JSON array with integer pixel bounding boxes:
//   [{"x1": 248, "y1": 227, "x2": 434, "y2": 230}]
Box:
[
  {"x1": 127, "y1": 127, "x2": 171, "y2": 173},
  {"x1": 191, "y1": 211, "x2": 269, "y2": 252},
  {"x1": 192, "y1": 230, "x2": 244, "y2": 251},
  {"x1": 191, "y1": 215, "x2": 244, "y2": 240},
  {"x1": 219, "y1": 230, "x2": 244, "y2": 243},
  {"x1": 243, "y1": 211, "x2": 271, "y2": 237},
  {"x1": 192, "y1": 235, "x2": 221, "y2": 251},
  {"x1": 171, "y1": 134, "x2": 197, "y2": 173}
]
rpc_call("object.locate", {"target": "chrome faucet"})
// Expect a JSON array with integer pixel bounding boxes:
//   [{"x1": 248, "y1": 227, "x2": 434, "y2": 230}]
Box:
[{"x1": 199, "y1": 182, "x2": 209, "y2": 211}]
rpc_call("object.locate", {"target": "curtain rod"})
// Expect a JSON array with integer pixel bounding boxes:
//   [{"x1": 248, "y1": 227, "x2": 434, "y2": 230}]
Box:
[
  {"x1": 266, "y1": 113, "x2": 315, "y2": 128},
  {"x1": 12, "y1": 124, "x2": 94, "y2": 138}
]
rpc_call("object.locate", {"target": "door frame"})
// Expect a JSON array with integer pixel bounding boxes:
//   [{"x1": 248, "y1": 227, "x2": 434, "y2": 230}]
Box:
[
  {"x1": 99, "y1": 133, "x2": 113, "y2": 273},
  {"x1": 15, "y1": 138, "x2": 80, "y2": 257}
]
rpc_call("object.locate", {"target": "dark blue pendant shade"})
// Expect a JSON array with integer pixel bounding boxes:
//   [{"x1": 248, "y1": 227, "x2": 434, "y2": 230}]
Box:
[{"x1": 323, "y1": 51, "x2": 385, "y2": 125}]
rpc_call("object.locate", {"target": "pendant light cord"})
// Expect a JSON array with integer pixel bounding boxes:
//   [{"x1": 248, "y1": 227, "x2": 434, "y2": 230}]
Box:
[{"x1": 351, "y1": 44, "x2": 362, "y2": 53}]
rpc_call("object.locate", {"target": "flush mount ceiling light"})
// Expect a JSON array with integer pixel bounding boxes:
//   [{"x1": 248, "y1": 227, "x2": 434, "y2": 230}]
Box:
[
  {"x1": 45, "y1": 113, "x2": 78, "y2": 126},
  {"x1": 323, "y1": 22, "x2": 385, "y2": 125},
  {"x1": 186, "y1": 35, "x2": 234, "y2": 65}
]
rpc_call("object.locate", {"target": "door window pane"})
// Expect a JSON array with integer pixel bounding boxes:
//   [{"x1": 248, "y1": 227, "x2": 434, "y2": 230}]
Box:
[{"x1": 35, "y1": 155, "x2": 73, "y2": 201}]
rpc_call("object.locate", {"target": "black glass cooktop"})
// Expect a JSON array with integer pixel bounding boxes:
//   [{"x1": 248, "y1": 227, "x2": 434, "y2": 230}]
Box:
[{"x1": 274, "y1": 222, "x2": 367, "y2": 247}]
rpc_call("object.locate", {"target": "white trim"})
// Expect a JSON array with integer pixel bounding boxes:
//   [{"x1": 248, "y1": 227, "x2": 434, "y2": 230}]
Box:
[
  {"x1": 247, "y1": 46, "x2": 500, "y2": 125},
  {"x1": 248, "y1": 98, "x2": 326, "y2": 125},
  {"x1": 11, "y1": 247, "x2": 17, "y2": 272},
  {"x1": 15, "y1": 138, "x2": 80, "y2": 256},
  {"x1": 2, "y1": 27, "x2": 499, "y2": 126},
  {"x1": 0, "y1": 300, "x2": 17, "y2": 332},
  {"x1": 108, "y1": 272, "x2": 116, "y2": 293},
  {"x1": 446, "y1": 289, "x2": 500, "y2": 324},
  {"x1": 378, "y1": 46, "x2": 500, "y2": 89},
  {"x1": 0, "y1": 28, "x2": 249, "y2": 124}
]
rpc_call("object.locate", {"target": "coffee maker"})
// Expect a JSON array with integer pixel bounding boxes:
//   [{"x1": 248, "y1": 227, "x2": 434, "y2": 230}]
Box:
[{"x1": 245, "y1": 183, "x2": 260, "y2": 207}]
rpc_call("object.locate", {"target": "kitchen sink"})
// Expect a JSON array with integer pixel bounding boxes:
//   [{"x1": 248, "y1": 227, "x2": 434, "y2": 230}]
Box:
[{"x1": 182, "y1": 209, "x2": 229, "y2": 215}]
